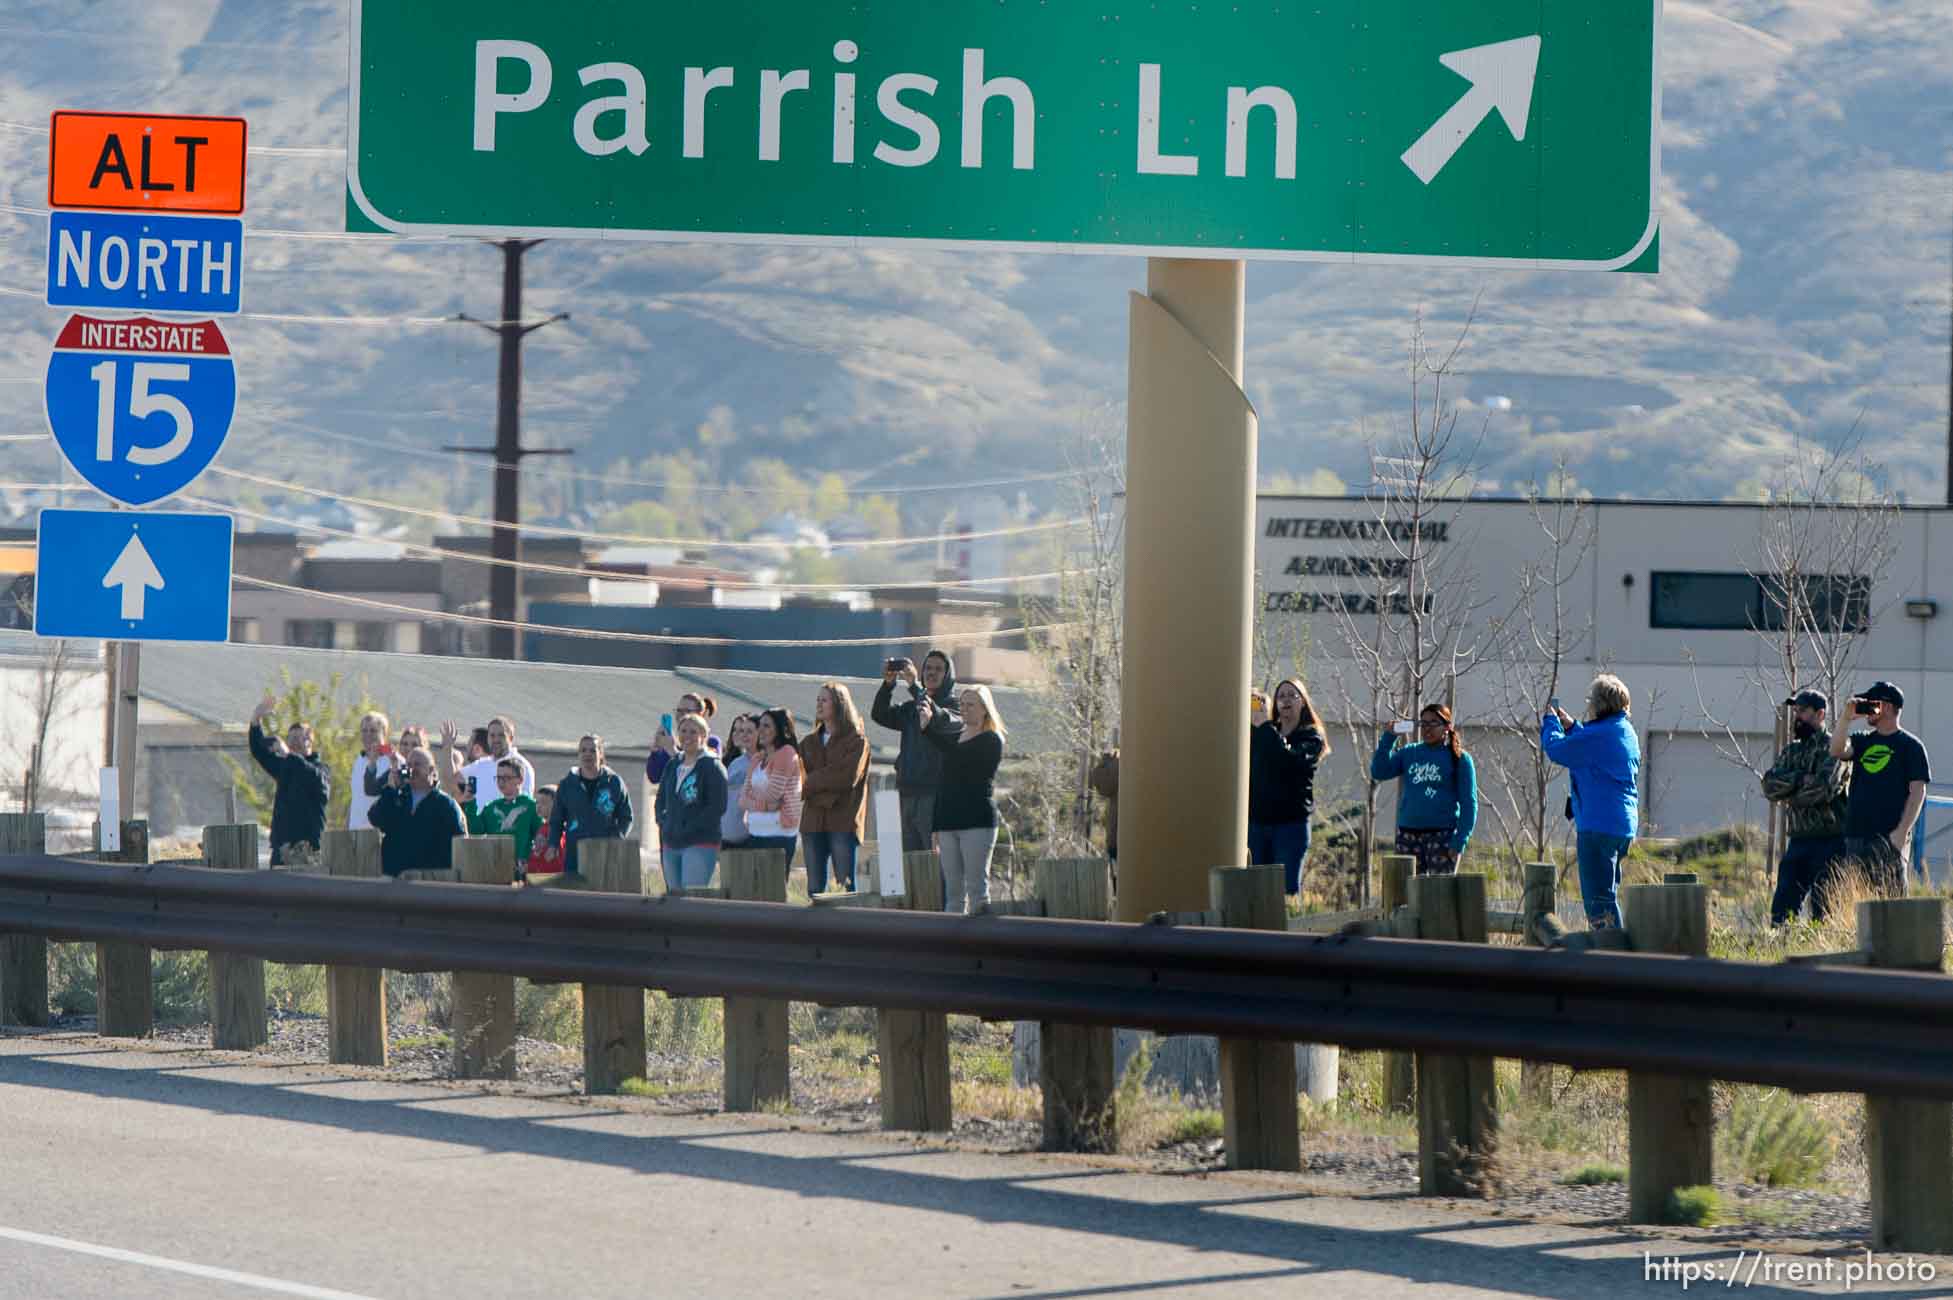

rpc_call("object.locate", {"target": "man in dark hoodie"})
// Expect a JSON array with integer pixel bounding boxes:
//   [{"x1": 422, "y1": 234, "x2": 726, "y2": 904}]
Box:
[
  {"x1": 247, "y1": 693, "x2": 330, "y2": 866},
  {"x1": 872, "y1": 649, "x2": 963, "y2": 851},
  {"x1": 368, "y1": 748, "x2": 468, "y2": 877}
]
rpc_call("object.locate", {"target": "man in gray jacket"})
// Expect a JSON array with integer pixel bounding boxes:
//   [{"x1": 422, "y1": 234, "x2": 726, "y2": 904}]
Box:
[{"x1": 872, "y1": 649, "x2": 963, "y2": 851}]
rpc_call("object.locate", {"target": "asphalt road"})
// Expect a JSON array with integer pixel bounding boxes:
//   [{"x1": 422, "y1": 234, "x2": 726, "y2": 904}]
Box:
[{"x1": 3, "y1": 1031, "x2": 1950, "y2": 1300}]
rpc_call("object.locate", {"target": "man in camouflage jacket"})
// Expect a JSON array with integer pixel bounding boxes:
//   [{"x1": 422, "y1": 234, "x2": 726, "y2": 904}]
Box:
[{"x1": 1760, "y1": 690, "x2": 1849, "y2": 924}]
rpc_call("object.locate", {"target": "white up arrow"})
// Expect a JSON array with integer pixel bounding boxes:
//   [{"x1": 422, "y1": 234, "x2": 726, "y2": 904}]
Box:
[
  {"x1": 1400, "y1": 35, "x2": 1542, "y2": 186},
  {"x1": 103, "y1": 532, "x2": 165, "y2": 621}
]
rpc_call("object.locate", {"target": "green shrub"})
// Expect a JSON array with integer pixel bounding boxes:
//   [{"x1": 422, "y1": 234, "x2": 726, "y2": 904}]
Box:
[
  {"x1": 516, "y1": 980, "x2": 581, "y2": 1047},
  {"x1": 1664, "y1": 1185, "x2": 1720, "y2": 1226},
  {"x1": 647, "y1": 991, "x2": 722, "y2": 1058},
  {"x1": 1166, "y1": 1109, "x2": 1225, "y2": 1145},
  {"x1": 1561, "y1": 1164, "x2": 1626, "y2": 1185},
  {"x1": 1674, "y1": 826, "x2": 1762, "y2": 863},
  {"x1": 1717, "y1": 1087, "x2": 1836, "y2": 1188}
]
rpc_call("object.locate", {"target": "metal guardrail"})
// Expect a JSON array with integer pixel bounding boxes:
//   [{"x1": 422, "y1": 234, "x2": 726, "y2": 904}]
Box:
[{"x1": 4, "y1": 854, "x2": 1953, "y2": 1099}]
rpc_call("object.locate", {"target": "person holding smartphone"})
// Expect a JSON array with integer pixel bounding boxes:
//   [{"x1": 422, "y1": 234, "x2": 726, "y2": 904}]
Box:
[
  {"x1": 871, "y1": 650, "x2": 963, "y2": 851},
  {"x1": 1370, "y1": 704, "x2": 1477, "y2": 875},
  {"x1": 1541, "y1": 675, "x2": 1641, "y2": 929},
  {"x1": 1761, "y1": 690, "x2": 1849, "y2": 924},
  {"x1": 1829, "y1": 681, "x2": 1930, "y2": 896},
  {"x1": 1248, "y1": 678, "x2": 1331, "y2": 898}
]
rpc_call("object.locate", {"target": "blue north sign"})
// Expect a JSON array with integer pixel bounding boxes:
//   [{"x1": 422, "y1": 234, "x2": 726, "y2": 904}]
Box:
[{"x1": 46, "y1": 209, "x2": 244, "y2": 315}]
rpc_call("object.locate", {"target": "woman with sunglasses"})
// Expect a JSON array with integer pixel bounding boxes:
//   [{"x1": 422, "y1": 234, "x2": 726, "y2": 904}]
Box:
[{"x1": 1370, "y1": 704, "x2": 1478, "y2": 875}]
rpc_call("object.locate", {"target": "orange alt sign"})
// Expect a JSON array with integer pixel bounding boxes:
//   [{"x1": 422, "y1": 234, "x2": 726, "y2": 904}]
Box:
[{"x1": 49, "y1": 111, "x2": 247, "y2": 214}]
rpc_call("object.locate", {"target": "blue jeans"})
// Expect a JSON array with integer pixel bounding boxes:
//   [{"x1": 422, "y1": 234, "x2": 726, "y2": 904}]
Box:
[
  {"x1": 744, "y1": 835, "x2": 798, "y2": 872},
  {"x1": 1247, "y1": 820, "x2": 1312, "y2": 896},
  {"x1": 1576, "y1": 831, "x2": 1632, "y2": 928},
  {"x1": 662, "y1": 843, "x2": 719, "y2": 892},
  {"x1": 803, "y1": 831, "x2": 859, "y2": 895}
]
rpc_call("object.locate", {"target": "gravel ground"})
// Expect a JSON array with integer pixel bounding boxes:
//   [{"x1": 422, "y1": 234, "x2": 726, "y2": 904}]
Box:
[{"x1": 47, "y1": 1011, "x2": 1876, "y2": 1250}]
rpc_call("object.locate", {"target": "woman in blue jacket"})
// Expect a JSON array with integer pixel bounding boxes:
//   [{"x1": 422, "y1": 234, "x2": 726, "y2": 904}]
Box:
[
  {"x1": 1371, "y1": 704, "x2": 1477, "y2": 875},
  {"x1": 1541, "y1": 674, "x2": 1642, "y2": 928}
]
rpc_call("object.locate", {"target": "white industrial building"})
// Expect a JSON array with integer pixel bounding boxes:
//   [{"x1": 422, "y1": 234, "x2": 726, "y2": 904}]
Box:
[{"x1": 1254, "y1": 495, "x2": 1952, "y2": 849}]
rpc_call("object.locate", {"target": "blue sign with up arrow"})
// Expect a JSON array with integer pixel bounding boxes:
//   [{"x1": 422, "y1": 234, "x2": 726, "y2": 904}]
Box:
[{"x1": 33, "y1": 508, "x2": 233, "y2": 643}]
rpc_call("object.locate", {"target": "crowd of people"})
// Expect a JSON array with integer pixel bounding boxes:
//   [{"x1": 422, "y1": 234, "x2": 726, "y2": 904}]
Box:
[
  {"x1": 243, "y1": 648, "x2": 1010, "y2": 912},
  {"x1": 244, "y1": 659, "x2": 1932, "y2": 928},
  {"x1": 1222, "y1": 667, "x2": 1931, "y2": 928}
]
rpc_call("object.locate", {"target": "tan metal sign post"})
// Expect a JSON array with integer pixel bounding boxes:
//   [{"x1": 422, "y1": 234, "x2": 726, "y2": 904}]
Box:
[{"x1": 1115, "y1": 261, "x2": 1256, "y2": 919}]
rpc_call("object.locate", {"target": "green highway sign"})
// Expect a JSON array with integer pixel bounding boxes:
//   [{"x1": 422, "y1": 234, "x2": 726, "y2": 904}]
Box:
[{"x1": 349, "y1": 0, "x2": 1660, "y2": 269}]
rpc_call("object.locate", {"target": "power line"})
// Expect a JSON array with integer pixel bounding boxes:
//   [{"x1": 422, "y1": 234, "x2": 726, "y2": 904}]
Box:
[
  {"x1": 176, "y1": 492, "x2": 1084, "y2": 592},
  {"x1": 247, "y1": 414, "x2": 1080, "y2": 498},
  {"x1": 0, "y1": 281, "x2": 556, "y2": 328},
  {"x1": 234, "y1": 574, "x2": 1068, "y2": 648},
  {"x1": 205, "y1": 466, "x2": 1086, "y2": 550}
]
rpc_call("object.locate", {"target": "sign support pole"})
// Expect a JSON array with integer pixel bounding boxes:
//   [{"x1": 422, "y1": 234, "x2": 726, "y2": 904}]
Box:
[
  {"x1": 113, "y1": 641, "x2": 139, "y2": 820},
  {"x1": 1114, "y1": 259, "x2": 1257, "y2": 919}
]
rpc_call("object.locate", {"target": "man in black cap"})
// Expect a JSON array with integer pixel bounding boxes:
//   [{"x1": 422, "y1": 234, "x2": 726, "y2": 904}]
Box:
[
  {"x1": 1760, "y1": 690, "x2": 1848, "y2": 923},
  {"x1": 1829, "y1": 680, "x2": 1931, "y2": 895}
]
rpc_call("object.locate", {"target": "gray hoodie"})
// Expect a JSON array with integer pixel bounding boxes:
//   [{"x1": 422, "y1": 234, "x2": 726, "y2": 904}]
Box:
[{"x1": 871, "y1": 656, "x2": 963, "y2": 793}]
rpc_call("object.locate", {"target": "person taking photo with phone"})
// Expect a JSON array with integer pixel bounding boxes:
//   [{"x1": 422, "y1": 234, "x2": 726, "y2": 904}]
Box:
[
  {"x1": 918, "y1": 685, "x2": 1007, "y2": 913},
  {"x1": 1248, "y1": 678, "x2": 1331, "y2": 898},
  {"x1": 1541, "y1": 675, "x2": 1641, "y2": 929},
  {"x1": 1829, "y1": 681, "x2": 1930, "y2": 896},
  {"x1": 872, "y1": 649, "x2": 963, "y2": 851},
  {"x1": 1370, "y1": 704, "x2": 1477, "y2": 875}
]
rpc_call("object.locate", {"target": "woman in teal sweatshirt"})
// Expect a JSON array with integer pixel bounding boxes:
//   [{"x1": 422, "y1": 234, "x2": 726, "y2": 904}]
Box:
[{"x1": 1370, "y1": 704, "x2": 1478, "y2": 875}]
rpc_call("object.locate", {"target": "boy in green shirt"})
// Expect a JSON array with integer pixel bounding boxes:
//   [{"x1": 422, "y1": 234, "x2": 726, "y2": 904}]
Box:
[{"x1": 466, "y1": 758, "x2": 541, "y2": 879}]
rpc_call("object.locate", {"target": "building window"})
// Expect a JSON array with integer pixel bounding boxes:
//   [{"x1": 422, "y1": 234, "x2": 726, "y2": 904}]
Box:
[
  {"x1": 1650, "y1": 572, "x2": 1870, "y2": 633},
  {"x1": 355, "y1": 621, "x2": 393, "y2": 652},
  {"x1": 285, "y1": 619, "x2": 335, "y2": 648}
]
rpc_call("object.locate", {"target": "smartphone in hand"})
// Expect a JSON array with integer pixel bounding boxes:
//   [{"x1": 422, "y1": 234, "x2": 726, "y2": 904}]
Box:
[{"x1": 1393, "y1": 720, "x2": 1416, "y2": 736}]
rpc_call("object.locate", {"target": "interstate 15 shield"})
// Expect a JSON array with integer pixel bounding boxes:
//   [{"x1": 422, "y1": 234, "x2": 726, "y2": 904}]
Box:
[{"x1": 43, "y1": 314, "x2": 237, "y2": 507}]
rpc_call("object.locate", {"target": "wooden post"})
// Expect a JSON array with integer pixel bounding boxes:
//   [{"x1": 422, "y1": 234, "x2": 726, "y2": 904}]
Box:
[
  {"x1": 321, "y1": 829, "x2": 387, "y2": 1067},
  {"x1": 1381, "y1": 852, "x2": 1416, "y2": 1113},
  {"x1": 0, "y1": 813, "x2": 49, "y2": 1027},
  {"x1": 1622, "y1": 881, "x2": 1712, "y2": 1223},
  {"x1": 1413, "y1": 873, "x2": 1497, "y2": 1196},
  {"x1": 450, "y1": 837, "x2": 517, "y2": 1079},
  {"x1": 1519, "y1": 861, "x2": 1556, "y2": 1105},
  {"x1": 877, "y1": 850, "x2": 952, "y2": 1131},
  {"x1": 579, "y1": 838, "x2": 647, "y2": 1095},
  {"x1": 1211, "y1": 865, "x2": 1300, "y2": 1171},
  {"x1": 96, "y1": 820, "x2": 153, "y2": 1038},
  {"x1": 722, "y1": 846, "x2": 790, "y2": 1111},
  {"x1": 1037, "y1": 857, "x2": 1117, "y2": 1152},
  {"x1": 203, "y1": 825, "x2": 267, "y2": 1050},
  {"x1": 1860, "y1": 898, "x2": 1953, "y2": 1253}
]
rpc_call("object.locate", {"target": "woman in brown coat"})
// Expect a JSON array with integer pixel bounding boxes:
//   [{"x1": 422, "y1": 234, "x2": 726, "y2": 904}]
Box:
[{"x1": 799, "y1": 681, "x2": 870, "y2": 895}]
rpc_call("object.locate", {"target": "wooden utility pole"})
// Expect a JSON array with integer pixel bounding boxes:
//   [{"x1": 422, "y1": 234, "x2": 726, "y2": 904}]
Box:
[{"x1": 450, "y1": 240, "x2": 570, "y2": 660}]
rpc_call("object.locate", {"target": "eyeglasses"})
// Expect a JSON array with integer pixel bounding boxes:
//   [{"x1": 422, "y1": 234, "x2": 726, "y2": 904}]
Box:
[{"x1": 1418, "y1": 718, "x2": 1446, "y2": 729}]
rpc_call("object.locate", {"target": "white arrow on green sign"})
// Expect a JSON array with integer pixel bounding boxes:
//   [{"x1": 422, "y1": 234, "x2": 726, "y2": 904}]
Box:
[{"x1": 349, "y1": 0, "x2": 1660, "y2": 270}]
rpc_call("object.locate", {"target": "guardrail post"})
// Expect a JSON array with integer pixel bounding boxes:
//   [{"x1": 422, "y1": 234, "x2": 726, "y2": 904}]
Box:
[
  {"x1": 877, "y1": 850, "x2": 952, "y2": 1131},
  {"x1": 1519, "y1": 861, "x2": 1556, "y2": 1105},
  {"x1": 579, "y1": 838, "x2": 647, "y2": 1095},
  {"x1": 1381, "y1": 852, "x2": 1416, "y2": 1112},
  {"x1": 96, "y1": 820, "x2": 153, "y2": 1038},
  {"x1": 1623, "y1": 880, "x2": 1712, "y2": 1223},
  {"x1": 320, "y1": 829, "x2": 386, "y2": 1066},
  {"x1": 203, "y1": 824, "x2": 267, "y2": 1050},
  {"x1": 1860, "y1": 897, "x2": 1953, "y2": 1253},
  {"x1": 450, "y1": 837, "x2": 517, "y2": 1079},
  {"x1": 722, "y1": 846, "x2": 790, "y2": 1111},
  {"x1": 1037, "y1": 857, "x2": 1117, "y2": 1152},
  {"x1": 0, "y1": 813, "x2": 49, "y2": 1027},
  {"x1": 1412, "y1": 873, "x2": 1496, "y2": 1195},
  {"x1": 1211, "y1": 865, "x2": 1300, "y2": 1171}
]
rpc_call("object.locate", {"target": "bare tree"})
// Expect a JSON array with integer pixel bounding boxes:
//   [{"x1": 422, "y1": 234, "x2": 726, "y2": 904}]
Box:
[
  {"x1": 1017, "y1": 410, "x2": 1125, "y2": 862},
  {"x1": 1321, "y1": 308, "x2": 1504, "y2": 874},
  {"x1": 1480, "y1": 469, "x2": 1595, "y2": 869},
  {"x1": 1691, "y1": 433, "x2": 1900, "y2": 854},
  {"x1": 6, "y1": 584, "x2": 92, "y2": 813}
]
